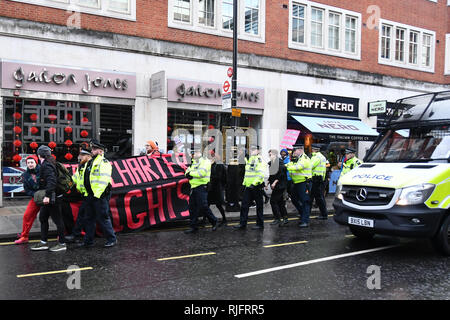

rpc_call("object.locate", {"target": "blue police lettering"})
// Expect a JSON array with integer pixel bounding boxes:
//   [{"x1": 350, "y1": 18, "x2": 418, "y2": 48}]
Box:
[{"x1": 352, "y1": 174, "x2": 393, "y2": 181}]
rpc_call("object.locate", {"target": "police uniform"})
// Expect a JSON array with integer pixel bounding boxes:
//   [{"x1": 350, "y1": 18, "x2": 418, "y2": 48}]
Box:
[
  {"x1": 286, "y1": 147, "x2": 312, "y2": 227},
  {"x1": 342, "y1": 148, "x2": 362, "y2": 176},
  {"x1": 234, "y1": 146, "x2": 267, "y2": 230},
  {"x1": 77, "y1": 140, "x2": 117, "y2": 247},
  {"x1": 310, "y1": 145, "x2": 328, "y2": 219},
  {"x1": 184, "y1": 153, "x2": 218, "y2": 233}
]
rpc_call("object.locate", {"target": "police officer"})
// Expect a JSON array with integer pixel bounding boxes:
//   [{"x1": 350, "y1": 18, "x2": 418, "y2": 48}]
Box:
[
  {"x1": 77, "y1": 140, "x2": 117, "y2": 248},
  {"x1": 286, "y1": 145, "x2": 312, "y2": 228},
  {"x1": 310, "y1": 144, "x2": 328, "y2": 220},
  {"x1": 341, "y1": 148, "x2": 362, "y2": 176},
  {"x1": 234, "y1": 145, "x2": 267, "y2": 230},
  {"x1": 184, "y1": 148, "x2": 218, "y2": 234}
]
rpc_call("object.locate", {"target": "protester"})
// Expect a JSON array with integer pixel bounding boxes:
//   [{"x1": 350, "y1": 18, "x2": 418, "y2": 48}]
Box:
[
  {"x1": 267, "y1": 149, "x2": 288, "y2": 226},
  {"x1": 310, "y1": 144, "x2": 328, "y2": 220},
  {"x1": 77, "y1": 140, "x2": 117, "y2": 248},
  {"x1": 15, "y1": 155, "x2": 40, "y2": 244},
  {"x1": 30, "y1": 146, "x2": 67, "y2": 252},
  {"x1": 145, "y1": 140, "x2": 161, "y2": 157},
  {"x1": 234, "y1": 145, "x2": 267, "y2": 230},
  {"x1": 286, "y1": 145, "x2": 312, "y2": 228},
  {"x1": 184, "y1": 148, "x2": 218, "y2": 234},
  {"x1": 65, "y1": 146, "x2": 92, "y2": 243},
  {"x1": 207, "y1": 152, "x2": 228, "y2": 226},
  {"x1": 341, "y1": 148, "x2": 362, "y2": 176}
]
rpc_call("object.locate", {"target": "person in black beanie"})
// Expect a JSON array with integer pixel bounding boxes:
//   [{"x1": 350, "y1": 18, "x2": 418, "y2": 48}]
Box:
[{"x1": 30, "y1": 145, "x2": 67, "y2": 252}]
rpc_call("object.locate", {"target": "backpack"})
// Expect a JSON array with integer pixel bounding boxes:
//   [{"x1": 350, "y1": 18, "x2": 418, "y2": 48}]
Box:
[{"x1": 55, "y1": 162, "x2": 74, "y2": 194}]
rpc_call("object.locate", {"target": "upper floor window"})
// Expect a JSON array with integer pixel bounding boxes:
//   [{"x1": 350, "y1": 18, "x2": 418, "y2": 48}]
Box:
[
  {"x1": 168, "y1": 0, "x2": 266, "y2": 43},
  {"x1": 8, "y1": 0, "x2": 136, "y2": 20},
  {"x1": 379, "y1": 19, "x2": 435, "y2": 73},
  {"x1": 289, "y1": 0, "x2": 361, "y2": 60}
]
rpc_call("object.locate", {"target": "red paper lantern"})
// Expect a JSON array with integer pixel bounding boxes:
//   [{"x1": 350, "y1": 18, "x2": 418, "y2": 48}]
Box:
[
  {"x1": 64, "y1": 126, "x2": 73, "y2": 134},
  {"x1": 13, "y1": 140, "x2": 22, "y2": 147},
  {"x1": 48, "y1": 127, "x2": 56, "y2": 135},
  {"x1": 64, "y1": 139, "x2": 73, "y2": 147},
  {"x1": 48, "y1": 114, "x2": 57, "y2": 122},
  {"x1": 13, "y1": 112, "x2": 21, "y2": 120},
  {"x1": 167, "y1": 126, "x2": 172, "y2": 132},
  {"x1": 80, "y1": 130, "x2": 89, "y2": 138},
  {"x1": 82, "y1": 117, "x2": 89, "y2": 123},
  {"x1": 30, "y1": 127, "x2": 39, "y2": 135},
  {"x1": 208, "y1": 125, "x2": 215, "y2": 130},
  {"x1": 66, "y1": 113, "x2": 73, "y2": 121},
  {"x1": 64, "y1": 153, "x2": 73, "y2": 161},
  {"x1": 12, "y1": 154, "x2": 22, "y2": 162},
  {"x1": 30, "y1": 142, "x2": 38, "y2": 149},
  {"x1": 48, "y1": 141, "x2": 57, "y2": 149},
  {"x1": 13, "y1": 126, "x2": 22, "y2": 134},
  {"x1": 30, "y1": 114, "x2": 38, "y2": 122}
]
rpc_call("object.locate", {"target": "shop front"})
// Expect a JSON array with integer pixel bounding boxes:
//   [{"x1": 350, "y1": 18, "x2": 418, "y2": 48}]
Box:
[
  {"x1": 0, "y1": 60, "x2": 136, "y2": 200},
  {"x1": 166, "y1": 78, "x2": 265, "y2": 158}
]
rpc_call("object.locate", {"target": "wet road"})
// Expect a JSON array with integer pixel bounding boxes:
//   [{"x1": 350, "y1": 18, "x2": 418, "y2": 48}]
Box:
[{"x1": 0, "y1": 216, "x2": 449, "y2": 300}]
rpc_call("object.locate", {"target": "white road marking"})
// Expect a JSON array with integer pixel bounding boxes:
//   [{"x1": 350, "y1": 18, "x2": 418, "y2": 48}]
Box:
[{"x1": 235, "y1": 244, "x2": 400, "y2": 278}]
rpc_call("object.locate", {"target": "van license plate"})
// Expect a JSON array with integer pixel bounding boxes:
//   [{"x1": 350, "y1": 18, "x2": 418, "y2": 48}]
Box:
[{"x1": 348, "y1": 217, "x2": 374, "y2": 228}]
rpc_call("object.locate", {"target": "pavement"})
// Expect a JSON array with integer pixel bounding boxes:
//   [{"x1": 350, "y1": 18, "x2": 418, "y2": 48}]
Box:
[{"x1": 0, "y1": 194, "x2": 336, "y2": 240}]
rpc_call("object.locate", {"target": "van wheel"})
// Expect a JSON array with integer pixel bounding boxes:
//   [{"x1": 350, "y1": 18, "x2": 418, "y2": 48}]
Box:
[
  {"x1": 349, "y1": 226, "x2": 375, "y2": 240},
  {"x1": 431, "y1": 214, "x2": 450, "y2": 256}
]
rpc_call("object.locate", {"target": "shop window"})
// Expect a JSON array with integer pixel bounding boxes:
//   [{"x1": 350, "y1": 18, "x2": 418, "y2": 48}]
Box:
[
  {"x1": 99, "y1": 104, "x2": 132, "y2": 159},
  {"x1": 2, "y1": 98, "x2": 95, "y2": 198}
]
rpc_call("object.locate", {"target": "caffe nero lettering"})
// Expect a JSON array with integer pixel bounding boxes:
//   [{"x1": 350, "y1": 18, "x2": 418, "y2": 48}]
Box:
[
  {"x1": 296, "y1": 98, "x2": 354, "y2": 113},
  {"x1": 176, "y1": 83, "x2": 259, "y2": 103},
  {"x1": 13, "y1": 67, "x2": 129, "y2": 94}
]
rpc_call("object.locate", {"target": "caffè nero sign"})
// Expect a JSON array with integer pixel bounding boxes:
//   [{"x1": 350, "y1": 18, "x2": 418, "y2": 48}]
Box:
[
  {"x1": 288, "y1": 91, "x2": 359, "y2": 118},
  {"x1": 1, "y1": 60, "x2": 136, "y2": 99},
  {"x1": 167, "y1": 79, "x2": 264, "y2": 109}
]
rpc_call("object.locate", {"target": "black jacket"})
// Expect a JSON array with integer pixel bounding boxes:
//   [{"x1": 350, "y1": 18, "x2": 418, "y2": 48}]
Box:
[
  {"x1": 22, "y1": 165, "x2": 40, "y2": 197},
  {"x1": 39, "y1": 159, "x2": 57, "y2": 198},
  {"x1": 268, "y1": 158, "x2": 287, "y2": 191}
]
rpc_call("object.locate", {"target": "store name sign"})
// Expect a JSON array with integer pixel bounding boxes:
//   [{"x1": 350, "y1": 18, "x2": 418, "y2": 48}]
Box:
[
  {"x1": 167, "y1": 79, "x2": 264, "y2": 109},
  {"x1": 288, "y1": 91, "x2": 359, "y2": 119},
  {"x1": 1, "y1": 61, "x2": 136, "y2": 99}
]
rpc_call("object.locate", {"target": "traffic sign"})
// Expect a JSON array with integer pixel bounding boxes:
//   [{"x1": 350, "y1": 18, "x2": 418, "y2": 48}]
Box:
[
  {"x1": 223, "y1": 80, "x2": 231, "y2": 93},
  {"x1": 232, "y1": 108, "x2": 241, "y2": 117},
  {"x1": 227, "y1": 67, "x2": 233, "y2": 78}
]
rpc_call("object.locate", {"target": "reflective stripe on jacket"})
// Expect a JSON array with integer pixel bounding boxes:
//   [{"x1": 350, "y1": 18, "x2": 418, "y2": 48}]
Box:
[
  {"x1": 342, "y1": 157, "x2": 362, "y2": 176},
  {"x1": 311, "y1": 152, "x2": 327, "y2": 179},
  {"x1": 78, "y1": 154, "x2": 112, "y2": 198}
]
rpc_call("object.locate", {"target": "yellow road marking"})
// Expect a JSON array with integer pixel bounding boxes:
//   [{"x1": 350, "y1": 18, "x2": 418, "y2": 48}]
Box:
[
  {"x1": 157, "y1": 252, "x2": 216, "y2": 261},
  {"x1": 263, "y1": 240, "x2": 308, "y2": 248},
  {"x1": 345, "y1": 235, "x2": 356, "y2": 238},
  {"x1": 0, "y1": 238, "x2": 58, "y2": 246},
  {"x1": 17, "y1": 267, "x2": 93, "y2": 278}
]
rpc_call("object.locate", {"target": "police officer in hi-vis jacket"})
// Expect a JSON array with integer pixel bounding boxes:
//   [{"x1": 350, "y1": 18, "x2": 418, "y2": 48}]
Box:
[
  {"x1": 310, "y1": 144, "x2": 328, "y2": 220},
  {"x1": 341, "y1": 148, "x2": 362, "y2": 176},
  {"x1": 234, "y1": 145, "x2": 267, "y2": 230},
  {"x1": 184, "y1": 147, "x2": 218, "y2": 234},
  {"x1": 76, "y1": 139, "x2": 117, "y2": 248},
  {"x1": 286, "y1": 145, "x2": 312, "y2": 228}
]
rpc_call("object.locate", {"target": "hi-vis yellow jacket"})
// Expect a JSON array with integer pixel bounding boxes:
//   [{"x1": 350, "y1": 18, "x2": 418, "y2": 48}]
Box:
[
  {"x1": 73, "y1": 154, "x2": 112, "y2": 198},
  {"x1": 243, "y1": 155, "x2": 266, "y2": 187},
  {"x1": 286, "y1": 154, "x2": 312, "y2": 184},
  {"x1": 185, "y1": 157, "x2": 211, "y2": 189}
]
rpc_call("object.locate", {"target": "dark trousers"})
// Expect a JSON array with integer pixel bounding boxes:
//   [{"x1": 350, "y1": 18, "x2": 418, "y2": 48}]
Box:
[
  {"x1": 270, "y1": 189, "x2": 288, "y2": 220},
  {"x1": 83, "y1": 195, "x2": 116, "y2": 245},
  {"x1": 310, "y1": 177, "x2": 328, "y2": 217},
  {"x1": 288, "y1": 180, "x2": 303, "y2": 214},
  {"x1": 240, "y1": 185, "x2": 264, "y2": 227},
  {"x1": 72, "y1": 201, "x2": 87, "y2": 237},
  {"x1": 189, "y1": 185, "x2": 217, "y2": 229},
  {"x1": 39, "y1": 203, "x2": 66, "y2": 244},
  {"x1": 293, "y1": 181, "x2": 311, "y2": 224}
]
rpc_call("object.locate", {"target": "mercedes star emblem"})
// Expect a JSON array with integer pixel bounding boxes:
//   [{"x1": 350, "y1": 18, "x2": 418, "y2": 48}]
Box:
[{"x1": 356, "y1": 188, "x2": 368, "y2": 202}]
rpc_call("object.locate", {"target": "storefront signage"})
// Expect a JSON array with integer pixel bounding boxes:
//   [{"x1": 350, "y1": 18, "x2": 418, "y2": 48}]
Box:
[
  {"x1": 167, "y1": 79, "x2": 264, "y2": 109},
  {"x1": 288, "y1": 91, "x2": 359, "y2": 119},
  {"x1": 368, "y1": 100, "x2": 387, "y2": 116},
  {"x1": 1, "y1": 61, "x2": 136, "y2": 99}
]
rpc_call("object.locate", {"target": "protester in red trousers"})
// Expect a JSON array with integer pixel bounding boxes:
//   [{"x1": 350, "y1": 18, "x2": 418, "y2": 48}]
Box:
[{"x1": 15, "y1": 155, "x2": 41, "y2": 244}]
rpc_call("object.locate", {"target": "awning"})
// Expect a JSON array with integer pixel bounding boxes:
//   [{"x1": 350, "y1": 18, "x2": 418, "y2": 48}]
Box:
[{"x1": 291, "y1": 115, "x2": 379, "y2": 141}]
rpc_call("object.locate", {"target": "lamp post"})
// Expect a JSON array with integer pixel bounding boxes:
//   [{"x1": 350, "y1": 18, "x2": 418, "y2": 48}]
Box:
[{"x1": 232, "y1": 0, "x2": 238, "y2": 130}]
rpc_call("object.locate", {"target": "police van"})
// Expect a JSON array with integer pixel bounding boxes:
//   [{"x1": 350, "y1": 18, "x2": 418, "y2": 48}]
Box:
[{"x1": 333, "y1": 91, "x2": 450, "y2": 255}]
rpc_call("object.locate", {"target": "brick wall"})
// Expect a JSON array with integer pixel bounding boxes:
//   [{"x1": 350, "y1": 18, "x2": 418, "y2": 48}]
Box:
[{"x1": 0, "y1": 0, "x2": 449, "y2": 84}]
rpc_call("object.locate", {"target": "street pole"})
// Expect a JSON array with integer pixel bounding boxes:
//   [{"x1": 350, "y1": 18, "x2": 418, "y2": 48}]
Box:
[{"x1": 232, "y1": 0, "x2": 238, "y2": 130}]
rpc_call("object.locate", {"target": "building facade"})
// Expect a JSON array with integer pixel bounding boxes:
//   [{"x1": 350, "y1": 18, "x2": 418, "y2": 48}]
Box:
[{"x1": 0, "y1": 0, "x2": 449, "y2": 203}]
